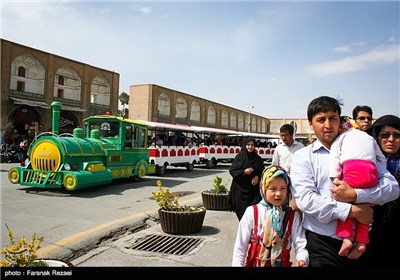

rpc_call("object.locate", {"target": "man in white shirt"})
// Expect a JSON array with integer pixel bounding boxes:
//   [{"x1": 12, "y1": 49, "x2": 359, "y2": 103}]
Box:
[{"x1": 272, "y1": 124, "x2": 304, "y2": 174}]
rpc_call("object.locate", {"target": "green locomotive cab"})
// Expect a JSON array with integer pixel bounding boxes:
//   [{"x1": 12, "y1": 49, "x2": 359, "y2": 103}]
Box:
[{"x1": 84, "y1": 114, "x2": 156, "y2": 181}]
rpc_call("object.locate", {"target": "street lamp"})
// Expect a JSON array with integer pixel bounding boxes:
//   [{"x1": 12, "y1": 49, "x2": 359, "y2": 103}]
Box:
[{"x1": 247, "y1": 105, "x2": 254, "y2": 133}]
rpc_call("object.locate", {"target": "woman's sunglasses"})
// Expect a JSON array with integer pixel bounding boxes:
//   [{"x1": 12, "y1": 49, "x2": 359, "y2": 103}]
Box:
[{"x1": 379, "y1": 132, "x2": 400, "y2": 140}]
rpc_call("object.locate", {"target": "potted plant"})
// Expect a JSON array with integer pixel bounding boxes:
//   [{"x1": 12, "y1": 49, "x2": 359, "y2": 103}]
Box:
[
  {"x1": 201, "y1": 176, "x2": 230, "y2": 210},
  {"x1": 151, "y1": 180, "x2": 206, "y2": 234},
  {"x1": 0, "y1": 224, "x2": 70, "y2": 267}
]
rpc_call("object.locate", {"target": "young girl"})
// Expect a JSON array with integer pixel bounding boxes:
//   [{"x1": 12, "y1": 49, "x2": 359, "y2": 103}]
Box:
[{"x1": 232, "y1": 165, "x2": 308, "y2": 267}]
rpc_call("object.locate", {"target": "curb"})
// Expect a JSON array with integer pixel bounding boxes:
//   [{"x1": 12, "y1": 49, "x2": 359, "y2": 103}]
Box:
[{"x1": 36, "y1": 197, "x2": 203, "y2": 261}]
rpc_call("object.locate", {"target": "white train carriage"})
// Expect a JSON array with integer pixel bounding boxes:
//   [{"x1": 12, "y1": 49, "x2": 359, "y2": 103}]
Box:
[
  {"x1": 148, "y1": 144, "x2": 199, "y2": 175},
  {"x1": 136, "y1": 120, "x2": 279, "y2": 173},
  {"x1": 137, "y1": 120, "x2": 200, "y2": 175}
]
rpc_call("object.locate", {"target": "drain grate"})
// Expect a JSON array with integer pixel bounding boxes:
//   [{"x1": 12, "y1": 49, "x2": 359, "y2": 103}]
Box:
[{"x1": 131, "y1": 234, "x2": 204, "y2": 256}]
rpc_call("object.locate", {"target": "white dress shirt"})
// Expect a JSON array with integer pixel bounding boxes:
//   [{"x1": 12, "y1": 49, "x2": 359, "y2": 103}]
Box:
[{"x1": 272, "y1": 140, "x2": 304, "y2": 173}]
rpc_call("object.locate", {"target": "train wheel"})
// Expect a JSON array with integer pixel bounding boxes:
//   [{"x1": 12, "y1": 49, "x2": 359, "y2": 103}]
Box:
[
  {"x1": 156, "y1": 163, "x2": 167, "y2": 176},
  {"x1": 63, "y1": 174, "x2": 77, "y2": 191},
  {"x1": 8, "y1": 168, "x2": 20, "y2": 184},
  {"x1": 186, "y1": 162, "x2": 194, "y2": 171},
  {"x1": 138, "y1": 164, "x2": 146, "y2": 177},
  {"x1": 205, "y1": 159, "x2": 213, "y2": 169},
  {"x1": 213, "y1": 158, "x2": 218, "y2": 166}
]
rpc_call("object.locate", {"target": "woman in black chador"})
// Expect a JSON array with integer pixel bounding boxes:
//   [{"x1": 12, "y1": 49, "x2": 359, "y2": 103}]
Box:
[{"x1": 228, "y1": 138, "x2": 265, "y2": 220}]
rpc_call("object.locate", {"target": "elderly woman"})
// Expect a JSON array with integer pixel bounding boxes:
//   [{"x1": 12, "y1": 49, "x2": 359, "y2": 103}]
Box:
[{"x1": 366, "y1": 115, "x2": 400, "y2": 266}]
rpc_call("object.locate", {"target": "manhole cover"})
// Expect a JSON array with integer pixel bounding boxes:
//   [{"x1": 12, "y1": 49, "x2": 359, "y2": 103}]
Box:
[{"x1": 131, "y1": 233, "x2": 204, "y2": 255}]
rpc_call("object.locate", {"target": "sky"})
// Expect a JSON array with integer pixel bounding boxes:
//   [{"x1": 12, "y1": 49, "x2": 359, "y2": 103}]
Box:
[{"x1": 1, "y1": 0, "x2": 399, "y2": 119}]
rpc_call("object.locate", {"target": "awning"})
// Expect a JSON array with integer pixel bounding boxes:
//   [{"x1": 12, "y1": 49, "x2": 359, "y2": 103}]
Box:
[
  {"x1": 10, "y1": 97, "x2": 50, "y2": 109},
  {"x1": 11, "y1": 97, "x2": 85, "y2": 112},
  {"x1": 61, "y1": 105, "x2": 86, "y2": 112}
]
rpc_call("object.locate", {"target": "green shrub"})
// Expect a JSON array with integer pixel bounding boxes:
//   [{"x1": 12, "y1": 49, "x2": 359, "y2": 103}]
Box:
[
  {"x1": 0, "y1": 224, "x2": 45, "y2": 267},
  {"x1": 152, "y1": 180, "x2": 200, "y2": 212},
  {"x1": 207, "y1": 176, "x2": 228, "y2": 194}
]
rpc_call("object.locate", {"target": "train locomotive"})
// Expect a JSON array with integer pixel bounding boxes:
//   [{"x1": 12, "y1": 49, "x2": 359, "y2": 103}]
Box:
[{"x1": 8, "y1": 101, "x2": 155, "y2": 191}]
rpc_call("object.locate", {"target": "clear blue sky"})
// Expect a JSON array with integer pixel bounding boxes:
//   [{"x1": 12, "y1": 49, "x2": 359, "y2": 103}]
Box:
[{"x1": 1, "y1": 0, "x2": 399, "y2": 119}]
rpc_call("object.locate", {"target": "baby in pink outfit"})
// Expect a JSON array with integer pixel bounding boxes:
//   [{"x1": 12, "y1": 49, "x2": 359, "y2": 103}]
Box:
[{"x1": 330, "y1": 116, "x2": 386, "y2": 258}]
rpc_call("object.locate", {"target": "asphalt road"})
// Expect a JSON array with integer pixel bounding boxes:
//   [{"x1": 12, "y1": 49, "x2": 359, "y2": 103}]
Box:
[{"x1": 0, "y1": 162, "x2": 234, "y2": 262}]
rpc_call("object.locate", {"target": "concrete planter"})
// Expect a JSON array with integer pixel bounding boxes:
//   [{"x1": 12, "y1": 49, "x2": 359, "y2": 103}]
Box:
[
  {"x1": 158, "y1": 208, "x2": 206, "y2": 234},
  {"x1": 201, "y1": 191, "x2": 229, "y2": 211}
]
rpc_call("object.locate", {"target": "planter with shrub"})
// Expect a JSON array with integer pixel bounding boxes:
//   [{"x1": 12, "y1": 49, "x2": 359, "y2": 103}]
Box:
[
  {"x1": 152, "y1": 180, "x2": 206, "y2": 234},
  {"x1": 201, "y1": 176, "x2": 230, "y2": 211}
]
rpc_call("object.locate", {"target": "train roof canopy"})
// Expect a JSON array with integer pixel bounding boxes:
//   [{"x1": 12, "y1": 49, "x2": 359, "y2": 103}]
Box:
[{"x1": 84, "y1": 115, "x2": 146, "y2": 126}]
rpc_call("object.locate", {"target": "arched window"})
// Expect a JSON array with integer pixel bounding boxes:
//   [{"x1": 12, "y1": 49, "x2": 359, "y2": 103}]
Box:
[
  {"x1": 190, "y1": 100, "x2": 200, "y2": 122},
  {"x1": 90, "y1": 75, "x2": 110, "y2": 105},
  {"x1": 55, "y1": 66, "x2": 81, "y2": 101},
  {"x1": 207, "y1": 105, "x2": 216, "y2": 125},
  {"x1": 11, "y1": 54, "x2": 45, "y2": 96},
  {"x1": 230, "y1": 112, "x2": 237, "y2": 129},
  {"x1": 251, "y1": 116, "x2": 256, "y2": 132},
  {"x1": 221, "y1": 110, "x2": 229, "y2": 128},
  {"x1": 238, "y1": 115, "x2": 245, "y2": 131},
  {"x1": 158, "y1": 93, "x2": 170, "y2": 116},
  {"x1": 58, "y1": 76, "x2": 64, "y2": 85},
  {"x1": 261, "y1": 120, "x2": 266, "y2": 133},
  {"x1": 18, "y1": 66, "x2": 26, "y2": 77},
  {"x1": 176, "y1": 97, "x2": 187, "y2": 119}
]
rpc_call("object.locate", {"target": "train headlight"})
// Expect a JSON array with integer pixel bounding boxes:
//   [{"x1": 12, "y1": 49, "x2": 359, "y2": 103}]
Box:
[{"x1": 64, "y1": 163, "x2": 71, "y2": 171}]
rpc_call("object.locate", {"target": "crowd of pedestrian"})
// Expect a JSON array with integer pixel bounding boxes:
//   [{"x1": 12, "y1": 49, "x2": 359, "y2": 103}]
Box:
[
  {"x1": 230, "y1": 96, "x2": 400, "y2": 268},
  {"x1": 0, "y1": 133, "x2": 31, "y2": 163}
]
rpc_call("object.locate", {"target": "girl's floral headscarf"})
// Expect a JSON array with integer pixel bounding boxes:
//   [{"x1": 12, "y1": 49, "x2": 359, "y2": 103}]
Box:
[
  {"x1": 260, "y1": 165, "x2": 291, "y2": 209},
  {"x1": 258, "y1": 165, "x2": 291, "y2": 267}
]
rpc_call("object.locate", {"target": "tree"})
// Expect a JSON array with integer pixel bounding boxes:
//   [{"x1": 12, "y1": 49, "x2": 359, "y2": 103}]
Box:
[{"x1": 118, "y1": 92, "x2": 129, "y2": 117}]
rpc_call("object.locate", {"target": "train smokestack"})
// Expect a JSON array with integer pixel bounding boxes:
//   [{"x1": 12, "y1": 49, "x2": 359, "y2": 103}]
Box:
[{"x1": 51, "y1": 101, "x2": 61, "y2": 135}]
